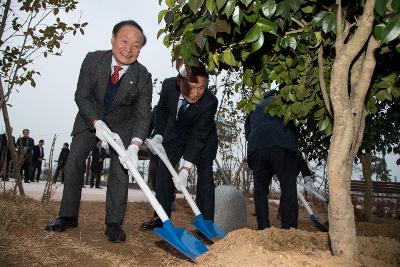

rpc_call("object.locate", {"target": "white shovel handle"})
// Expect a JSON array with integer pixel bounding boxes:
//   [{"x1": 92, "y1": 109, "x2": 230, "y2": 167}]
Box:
[
  {"x1": 103, "y1": 132, "x2": 169, "y2": 222},
  {"x1": 145, "y1": 139, "x2": 201, "y2": 216},
  {"x1": 297, "y1": 181, "x2": 327, "y2": 203},
  {"x1": 297, "y1": 188, "x2": 313, "y2": 216}
]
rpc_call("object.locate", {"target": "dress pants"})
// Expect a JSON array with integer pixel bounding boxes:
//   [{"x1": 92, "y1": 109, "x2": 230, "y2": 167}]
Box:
[
  {"x1": 155, "y1": 139, "x2": 217, "y2": 221},
  {"x1": 32, "y1": 161, "x2": 42, "y2": 181},
  {"x1": 90, "y1": 169, "x2": 102, "y2": 187},
  {"x1": 59, "y1": 129, "x2": 130, "y2": 224},
  {"x1": 248, "y1": 146, "x2": 299, "y2": 230}
]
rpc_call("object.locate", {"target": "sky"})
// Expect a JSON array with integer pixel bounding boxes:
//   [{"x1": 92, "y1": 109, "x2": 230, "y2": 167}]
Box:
[{"x1": 1, "y1": 0, "x2": 399, "y2": 179}]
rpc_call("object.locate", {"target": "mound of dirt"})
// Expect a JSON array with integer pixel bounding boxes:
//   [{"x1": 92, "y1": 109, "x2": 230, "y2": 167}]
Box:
[
  {"x1": 1, "y1": 192, "x2": 399, "y2": 266},
  {"x1": 192, "y1": 228, "x2": 400, "y2": 267}
]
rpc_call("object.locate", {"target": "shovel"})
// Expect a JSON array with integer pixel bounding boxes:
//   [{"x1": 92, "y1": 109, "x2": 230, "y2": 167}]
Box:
[
  {"x1": 101, "y1": 131, "x2": 208, "y2": 261},
  {"x1": 297, "y1": 188, "x2": 328, "y2": 232},
  {"x1": 297, "y1": 181, "x2": 328, "y2": 203},
  {"x1": 145, "y1": 138, "x2": 226, "y2": 241}
]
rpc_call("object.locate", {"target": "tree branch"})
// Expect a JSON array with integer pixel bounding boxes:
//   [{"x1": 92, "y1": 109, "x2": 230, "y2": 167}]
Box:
[
  {"x1": 318, "y1": 45, "x2": 332, "y2": 116},
  {"x1": 0, "y1": 0, "x2": 12, "y2": 44}
]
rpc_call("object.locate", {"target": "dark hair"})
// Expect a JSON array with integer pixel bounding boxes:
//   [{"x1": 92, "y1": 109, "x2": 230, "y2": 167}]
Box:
[
  {"x1": 178, "y1": 63, "x2": 208, "y2": 82},
  {"x1": 112, "y1": 20, "x2": 147, "y2": 46},
  {"x1": 63, "y1": 143, "x2": 69, "y2": 148},
  {"x1": 22, "y1": 128, "x2": 29, "y2": 133},
  {"x1": 39, "y1": 139, "x2": 44, "y2": 143}
]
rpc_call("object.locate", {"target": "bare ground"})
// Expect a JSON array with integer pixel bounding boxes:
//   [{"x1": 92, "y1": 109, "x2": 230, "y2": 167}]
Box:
[{"x1": 0, "y1": 193, "x2": 399, "y2": 267}]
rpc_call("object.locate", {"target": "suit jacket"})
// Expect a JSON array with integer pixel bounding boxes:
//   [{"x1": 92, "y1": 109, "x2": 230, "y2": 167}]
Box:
[
  {"x1": 245, "y1": 95, "x2": 298, "y2": 154},
  {"x1": 32, "y1": 145, "x2": 44, "y2": 163},
  {"x1": 0, "y1": 133, "x2": 15, "y2": 156},
  {"x1": 72, "y1": 50, "x2": 153, "y2": 145},
  {"x1": 154, "y1": 77, "x2": 218, "y2": 163},
  {"x1": 57, "y1": 148, "x2": 70, "y2": 167},
  {"x1": 90, "y1": 146, "x2": 106, "y2": 171},
  {"x1": 16, "y1": 137, "x2": 35, "y2": 154}
]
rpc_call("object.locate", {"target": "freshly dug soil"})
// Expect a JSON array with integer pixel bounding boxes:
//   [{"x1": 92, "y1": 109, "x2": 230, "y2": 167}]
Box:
[{"x1": 1, "y1": 193, "x2": 399, "y2": 266}]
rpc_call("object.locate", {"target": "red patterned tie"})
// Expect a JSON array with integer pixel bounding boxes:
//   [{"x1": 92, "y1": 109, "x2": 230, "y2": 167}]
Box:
[{"x1": 111, "y1": 65, "x2": 123, "y2": 84}]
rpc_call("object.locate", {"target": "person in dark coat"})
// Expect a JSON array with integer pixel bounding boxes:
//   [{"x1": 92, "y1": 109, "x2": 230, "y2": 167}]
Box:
[
  {"x1": 245, "y1": 90, "x2": 299, "y2": 230},
  {"x1": 32, "y1": 139, "x2": 45, "y2": 182},
  {"x1": 141, "y1": 63, "x2": 218, "y2": 230},
  {"x1": 90, "y1": 139, "x2": 107, "y2": 188},
  {"x1": 53, "y1": 143, "x2": 70, "y2": 183},
  {"x1": 45, "y1": 20, "x2": 152, "y2": 244},
  {"x1": 16, "y1": 129, "x2": 35, "y2": 183},
  {"x1": 0, "y1": 128, "x2": 16, "y2": 181}
]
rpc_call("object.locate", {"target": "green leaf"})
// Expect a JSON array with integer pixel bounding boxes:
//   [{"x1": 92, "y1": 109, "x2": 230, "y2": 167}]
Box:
[
  {"x1": 217, "y1": 0, "x2": 228, "y2": 10},
  {"x1": 320, "y1": 117, "x2": 330, "y2": 131},
  {"x1": 275, "y1": 1, "x2": 289, "y2": 17},
  {"x1": 189, "y1": 0, "x2": 205, "y2": 13},
  {"x1": 280, "y1": 36, "x2": 297, "y2": 50},
  {"x1": 195, "y1": 30, "x2": 207, "y2": 48},
  {"x1": 374, "y1": 16, "x2": 400, "y2": 44},
  {"x1": 393, "y1": 0, "x2": 400, "y2": 10},
  {"x1": 53, "y1": 8, "x2": 59, "y2": 15},
  {"x1": 232, "y1": 6, "x2": 243, "y2": 26},
  {"x1": 166, "y1": 0, "x2": 175, "y2": 8},
  {"x1": 222, "y1": 49, "x2": 237, "y2": 66},
  {"x1": 252, "y1": 31, "x2": 264, "y2": 52},
  {"x1": 374, "y1": 0, "x2": 388, "y2": 17},
  {"x1": 261, "y1": 0, "x2": 276, "y2": 18},
  {"x1": 240, "y1": 0, "x2": 252, "y2": 7},
  {"x1": 158, "y1": 9, "x2": 168, "y2": 24},
  {"x1": 312, "y1": 11, "x2": 328, "y2": 25},
  {"x1": 291, "y1": 102, "x2": 302, "y2": 114},
  {"x1": 257, "y1": 18, "x2": 276, "y2": 33},
  {"x1": 244, "y1": 25, "x2": 261, "y2": 43},
  {"x1": 322, "y1": 13, "x2": 336, "y2": 33},
  {"x1": 206, "y1": 0, "x2": 215, "y2": 13},
  {"x1": 285, "y1": 57, "x2": 293, "y2": 67},
  {"x1": 376, "y1": 90, "x2": 388, "y2": 101},
  {"x1": 301, "y1": 6, "x2": 314, "y2": 14},
  {"x1": 224, "y1": 0, "x2": 237, "y2": 17},
  {"x1": 157, "y1": 28, "x2": 165, "y2": 39}
]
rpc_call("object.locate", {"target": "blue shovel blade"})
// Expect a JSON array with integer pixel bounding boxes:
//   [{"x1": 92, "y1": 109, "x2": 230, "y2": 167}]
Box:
[
  {"x1": 154, "y1": 220, "x2": 208, "y2": 261},
  {"x1": 192, "y1": 214, "x2": 226, "y2": 240},
  {"x1": 310, "y1": 214, "x2": 328, "y2": 232}
]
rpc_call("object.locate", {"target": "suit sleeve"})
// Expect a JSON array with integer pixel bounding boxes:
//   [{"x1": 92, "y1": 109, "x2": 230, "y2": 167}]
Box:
[
  {"x1": 183, "y1": 96, "x2": 218, "y2": 163},
  {"x1": 244, "y1": 112, "x2": 252, "y2": 141},
  {"x1": 128, "y1": 71, "x2": 153, "y2": 141},
  {"x1": 74, "y1": 52, "x2": 102, "y2": 126},
  {"x1": 153, "y1": 79, "x2": 172, "y2": 137}
]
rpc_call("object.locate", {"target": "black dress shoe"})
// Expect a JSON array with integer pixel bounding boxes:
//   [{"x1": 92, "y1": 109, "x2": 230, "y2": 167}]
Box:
[
  {"x1": 45, "y1": 216, "x2": 78, "y2": 232},
  {"x1": 104, "y1": 223, "x2": 126, "y2": 243},
  {"x1": 140, "y1": 217, "x2": 163, "y2": 230}
]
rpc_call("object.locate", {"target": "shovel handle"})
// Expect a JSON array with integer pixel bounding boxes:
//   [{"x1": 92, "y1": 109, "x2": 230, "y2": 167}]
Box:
[
  {"x1": 297, "y1": 188, "x2": 314, "y2": 216},
  {"x1": 146, "y1": 139, "x2": 201, "y2": 216},
  {"x1": 103, "y1": 132, "x2": 169, "y2": 222},
  {"x1": 297, "y1": 181, "x2": 328, "y2": 203}
]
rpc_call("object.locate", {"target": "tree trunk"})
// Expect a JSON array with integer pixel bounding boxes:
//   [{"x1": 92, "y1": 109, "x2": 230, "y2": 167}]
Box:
[
  {"x1": 360, "y1": 152, "x2": 374, "y2": 221},
  {"x1": 0, "y1": 78, "x2": 25, "y2": 196}
]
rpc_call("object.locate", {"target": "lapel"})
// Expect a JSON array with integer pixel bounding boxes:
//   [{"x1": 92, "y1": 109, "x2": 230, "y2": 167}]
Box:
[
  {"x1": 110, "y1": 61, "x2": 139, "y2": 111},
  {"x1": 96, "y1": 51, "x2": 112, "y2": 101}
]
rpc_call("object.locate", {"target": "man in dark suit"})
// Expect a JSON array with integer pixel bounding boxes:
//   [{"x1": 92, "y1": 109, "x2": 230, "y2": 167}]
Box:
[
  {"x1": 90, "y1": 139, "x2": 107, "y2": 188},
  {"x1": 45, "y1": 20, "x2": 153, "y2": 243},
  {"x1": 245, "y1": 90, "x2": 299, "y2": 230},
  {"x1": 32, "y1": 139, "x2": 45, "y2": 182},
  {"x1": 141, "y1": 63, "x2": 218, "y2": 230},
  {"x1": 16, "y1": 129, "x2": 35, "y2": 183},
  {"x1": 53, "y1": 143, "x2": 70, "y2": 183},
  {"x1": 0, "y1": 128, "x2": 16, "y2": 181}
]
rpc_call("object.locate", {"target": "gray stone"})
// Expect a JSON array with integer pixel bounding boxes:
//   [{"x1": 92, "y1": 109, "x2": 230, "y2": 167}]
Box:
[{"x1": 214, "y1": 185, "x2": 247, "y2": 233}]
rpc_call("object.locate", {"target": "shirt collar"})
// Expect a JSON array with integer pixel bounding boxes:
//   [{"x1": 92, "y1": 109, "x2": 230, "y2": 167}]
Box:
[{"x1": 111, "y1": 56, "x2": 128, "y2": 73}]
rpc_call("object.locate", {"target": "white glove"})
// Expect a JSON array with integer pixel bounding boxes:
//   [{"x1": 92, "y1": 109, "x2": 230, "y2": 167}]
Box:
[
  {"x1": 175, "y1": 168, "x2": 189, "y2": 192},
  {"x1": 119, "y1": 143, "x2": 139, "y2": 169},
  {"x1": 94, "y1": 120, "x2": 112, "y2": 142},
  {"x1": 303, "y1": 176, "x2": 314, "y2": 191},
  {"x1": 146, "y1": 135, "x2": 164, "y2": 155},
  {"x1": 174, "y1": 160, "x2": 193, "y2": 191}
]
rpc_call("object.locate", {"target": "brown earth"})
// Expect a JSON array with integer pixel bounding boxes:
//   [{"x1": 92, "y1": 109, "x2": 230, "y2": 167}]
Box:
[{"x1": 0, "y1": 193, "x2": 399, "y2": 267}]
